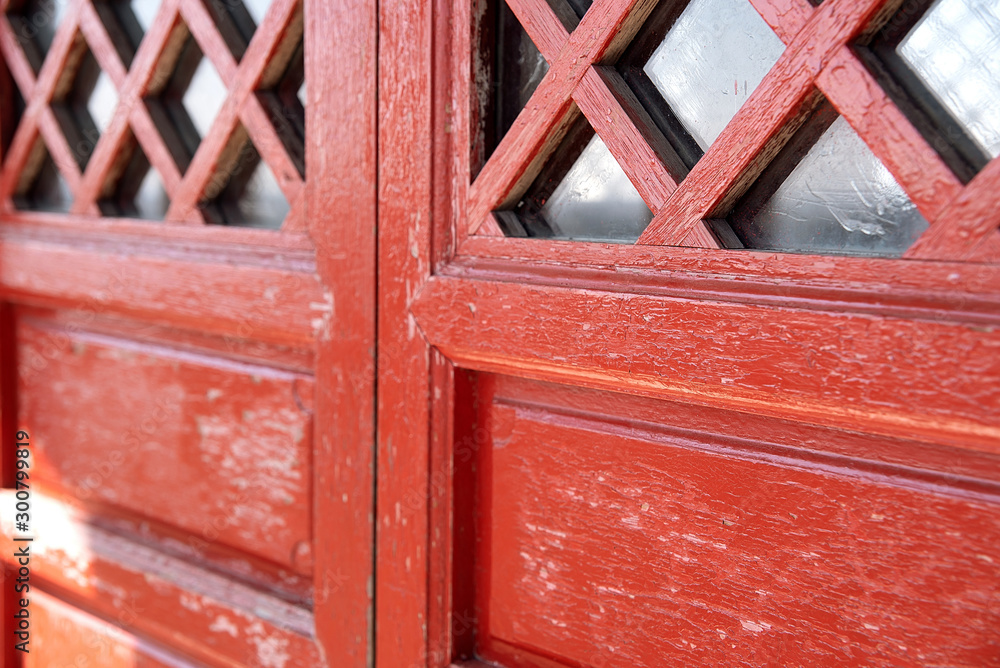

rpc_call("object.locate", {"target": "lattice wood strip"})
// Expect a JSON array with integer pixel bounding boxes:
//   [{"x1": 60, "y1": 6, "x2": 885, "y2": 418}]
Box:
[
  {"x1": 747, "y1": 0, "x2": 812, "y2": 43},
  {"x1": 505, "y1": 0, "x2": 568, "y2": 59},
  {"x1": 466, "y1": 0, "x2": 657, "y2": 234},
  {"x1": 0, "y1": 0, "x2": 94, "y2": 207},
  {"x1": 573, "y1": 66, "x2": 678, "y2": 211},
  {"x1": 815, "y1": 45, "x2": 962, "y2": 222},
  {"x1": 71, "y1": 0, "x2": 171, "y2": 214},
  {"x1": 905, "y1": 156, "x2": 1000, "y2": 260}
]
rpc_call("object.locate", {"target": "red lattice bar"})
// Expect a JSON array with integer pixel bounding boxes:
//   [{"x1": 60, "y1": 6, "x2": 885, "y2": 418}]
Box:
[{"x1": 466, "y1": 0, "x2": 658, "y2": 234}]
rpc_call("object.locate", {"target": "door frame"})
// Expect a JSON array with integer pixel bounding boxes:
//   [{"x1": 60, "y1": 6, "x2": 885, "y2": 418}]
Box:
[{"x1": 306, "y1": 0, "x2": 377, "y2": 661}]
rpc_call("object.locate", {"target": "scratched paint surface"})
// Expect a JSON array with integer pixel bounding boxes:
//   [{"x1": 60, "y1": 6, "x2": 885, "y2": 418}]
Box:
[
  {"x1": 486, "y1": 400, "x2": 1000, "y2": 667},
  {"x1": 17, "y1": 317, "x2": 313, "y2": 570},
  {"x1": 0, "y1": 492, "x2": 321, "y2": 667}
]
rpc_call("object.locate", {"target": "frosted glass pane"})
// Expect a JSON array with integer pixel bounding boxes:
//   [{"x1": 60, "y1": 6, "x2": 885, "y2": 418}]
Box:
[
  {"x1": 495, "y1": 1, "x2": 548, "y2": 145},
  {"x1": 131, "y1": 0, "x2": 162, "y2": 31},
  {"x1": 88, "y1": 72, "x2": 119, "y2": 133},
  {"x1": 238, "y1": 163, "x2": 289, "y2": 229},
  {"x1": 898, "y1": 0, "x2": 1000, "y2": 158},
  {"x1": 643, "y1": 0, "x2": 784, "y2": 150},
  {"x1": 183, "y1": 59, "x2": 226, "y2": 139},
  {"x1": 135, "y1": 169, "x2": 169, "y2": 221},
  {"x1": 542, "y1": 135, "x2": 653, "y2": 241},
  {"x1": 733, "y1": 117, "x2": 928, "y2": 255},
  {"x1": 243, "y1": 0, "x2": 271, "y2": 25}
]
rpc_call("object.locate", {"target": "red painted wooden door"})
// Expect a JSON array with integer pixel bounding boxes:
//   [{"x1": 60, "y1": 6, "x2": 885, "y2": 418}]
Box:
[
  {"x1": 377, "y1": 0, "x2": 1000, "y2": 665},
  {"x1": 0, "y1": 0, "x2": 375, "y2": 665}
]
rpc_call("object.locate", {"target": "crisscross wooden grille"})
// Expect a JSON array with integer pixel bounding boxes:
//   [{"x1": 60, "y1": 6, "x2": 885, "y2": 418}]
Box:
[
  {"x1": 467, "y1": 0, "x2": 1000, "y2": 262},
  {"x1": 0, "y1": 0, "x2": 305, "y2": 231}
]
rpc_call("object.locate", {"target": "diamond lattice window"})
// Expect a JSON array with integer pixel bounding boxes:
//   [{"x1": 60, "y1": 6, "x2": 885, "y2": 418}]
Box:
[
  {"x1": 470, "y1": 0, "x2": 1000, "y2": 260},
  {"x1": 0, "y1": 0, "x2": 305, "y2": 230}
]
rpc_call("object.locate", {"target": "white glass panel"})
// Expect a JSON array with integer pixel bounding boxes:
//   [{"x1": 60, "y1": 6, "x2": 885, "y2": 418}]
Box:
[
  {"x1": 88, "y1": 72, "x2": 118, "y2": 133},
  {"x1": 131, "y1": 0, "x2": 162, "y2": 32},
  {"x1": 183, "y1": 58, "x2": 227, "y2": 139},
  {"x1": 643, "y1": 0, "x2": 784, "y2": 150},
  {"x1": 898, "y1": 0, "x2": 1000, "y2": 158},
  {"x1": 238, "y1": 162, "x2": 289, "y2": 229},
  {"x1": 542, "y1": 135, "x2": 652, "y2": 241},
  {"x1": 135, "y1": 168, "x2": 169, "y2": 221},
  {"x1": 740, "y1": 117, "x2": 928, "y2": 255},
  {"x1": 243, "y1": 0, "x2": 271, "y2": 26}
]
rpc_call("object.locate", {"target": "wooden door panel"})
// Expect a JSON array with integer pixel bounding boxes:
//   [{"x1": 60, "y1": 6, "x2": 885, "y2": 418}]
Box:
[
  {"x1": 478, "y1": 376, "x2": 1000, "y2": 667},
  {"x1": 27, "y1": 590, "x2": 193, "y2": 668},
  {"x1": 0, "y1": 0, "x2": 376, "y2": 663},
  {"x1": 18, "y1": 310, "x2": 314, "y2": 572},
  {"x1": 1, "y1": 491, "x2": 322, "y2": 666},
  {"x1": 377, "y1": 0, "x2": 1000, "y2": 661}
]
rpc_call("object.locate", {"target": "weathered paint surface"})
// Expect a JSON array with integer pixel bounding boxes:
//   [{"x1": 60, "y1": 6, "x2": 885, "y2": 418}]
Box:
[
  {"x1": 484, "y1": 385, "x2": 1000, "y2": 667},
  {"x1": 1, "y1": 492, "x2": 321, "y2": 667},
  {"x1": 379, "y1": 0, "x2": 1000, "y2": 664},
  {"x1": 0, "y1": 0, "x2": 377, "y2": 662},
  {"x1": 27, "y1": 590, "x2": 190, "y2": 667},
  {"x1": 18, "y1": 314, "x2": 314, "y2": 570}
]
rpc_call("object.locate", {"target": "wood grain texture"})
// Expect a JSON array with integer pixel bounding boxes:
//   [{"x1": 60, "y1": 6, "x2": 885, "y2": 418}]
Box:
[
  {"x1": 378, "y1": 0, "x2": 435, "y2": 658},
  {"x1": 482, "y1": 397, "x2": 1000, "y2": 667},
  {"x1": 0, "y1": 210, "x2": 316, "y2": 249},
  {"x1": 453, "y1": 236, "x2": 1000, "y2": 311},
  {"x1": 493, "y1": 374, "x2": 1000, "y2": 487},
  {"x1": 0, "y1": 302, "x2": 15, "y2": 668},
  {"x1": 968, "y1": 230, "x2": 1000, "y2": 264},
  {"x1": 24, "y1": 305, "x2": 315, "y2": 374},
  {"x1": 0, "y1": 233, "x2": 324, "y2": 346},
  {"x1": 0, "y1": 0, "x2": 377, "y2": 663},
  {"x1": 905, "y1": 154, "x2": 1000, "y2": 261},
  {"x1": 412, "y1": 275, "x2": 1000, "y2": 452},
  {"x1": 748, "y1": 0, "x2": 814, "y2": 44},
  {"x1": 412, "y1": 0, "x2": 1000, "y2": 664},
  {"x1": 18, "y1": 315, "x2": 314, "y2": 571},
  {"x1": 0, "y1": 491, "x2": 322, "y2": 667},
  {"x1": 307, "y1": 0, "x2": 378, "y2": 660}
]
